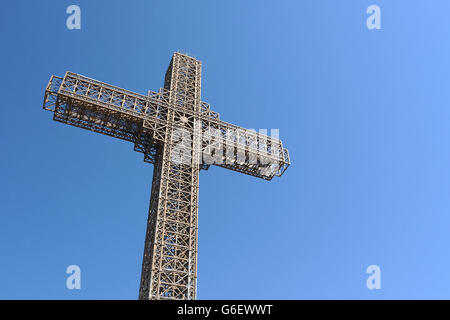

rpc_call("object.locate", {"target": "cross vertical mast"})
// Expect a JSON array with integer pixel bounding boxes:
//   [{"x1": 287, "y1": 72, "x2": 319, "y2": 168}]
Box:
[{"x1": 139, "y1": 53, "x2": 202, "y2": 300}]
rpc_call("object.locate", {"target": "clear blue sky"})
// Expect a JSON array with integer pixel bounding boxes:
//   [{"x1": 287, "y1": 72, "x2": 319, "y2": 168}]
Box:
[{"x1": 1, "y1": 0, "x2": 450, "y2": 299}]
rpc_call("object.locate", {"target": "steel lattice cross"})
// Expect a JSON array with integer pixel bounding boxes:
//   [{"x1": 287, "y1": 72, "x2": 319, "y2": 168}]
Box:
[{"x1": 42, "y1": 52, "x2": 290, "y2": 300}]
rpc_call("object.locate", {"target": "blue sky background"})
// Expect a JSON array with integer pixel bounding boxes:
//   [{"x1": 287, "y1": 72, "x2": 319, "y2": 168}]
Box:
[{"x1": 1, "y1": 0, "x2": 450, "y2": 299}]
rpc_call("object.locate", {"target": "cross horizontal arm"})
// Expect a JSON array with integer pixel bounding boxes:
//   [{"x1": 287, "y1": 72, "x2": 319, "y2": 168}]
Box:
[
  {"x1": 43, "y1": 71, "x2": 290, "y2": 180},
  {"x1": 199, "y1": 120, "x2": 290, "y2": 179}
]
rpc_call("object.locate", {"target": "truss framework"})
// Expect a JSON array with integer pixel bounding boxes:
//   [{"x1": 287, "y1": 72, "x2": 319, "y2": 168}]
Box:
[{"x1": 42, "y1": 52, "x2": 290, "y2": 299}]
